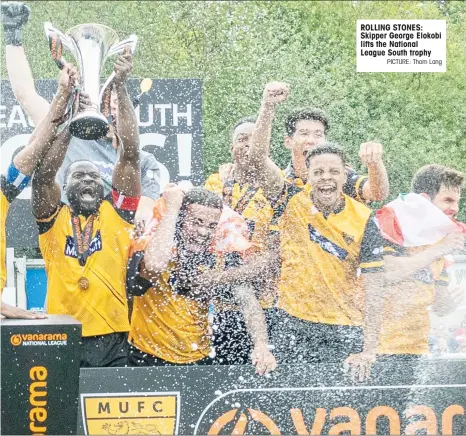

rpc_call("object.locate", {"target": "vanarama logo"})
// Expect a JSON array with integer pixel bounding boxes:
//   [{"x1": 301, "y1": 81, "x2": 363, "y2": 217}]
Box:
[
  {"x1": 206, "y1": 405, "x2": 465, "y2": 435},
  {"x1": 208, "y1": 408, "x2": 280, "y2": 435},
  {"x1": 195, "y1": 386, "x2": 466, "y2": 435},
  {"x1": 29, "y1": 366, "x2": 48, "y2": 434},
  {"x1": 10, "y1": 334, "x2": 22, "y2": 346},
  {"x1": 81, "y1": 392, "x2": 180, "y2": 435},
  {"x1": 10, "y1": 333, "x2": 68, "y2": 347}
]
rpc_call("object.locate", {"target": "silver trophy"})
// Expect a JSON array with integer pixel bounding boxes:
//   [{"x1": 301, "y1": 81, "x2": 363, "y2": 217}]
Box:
[{"x1": 44, "y1": 22, "x2": 137, "y2": 140}]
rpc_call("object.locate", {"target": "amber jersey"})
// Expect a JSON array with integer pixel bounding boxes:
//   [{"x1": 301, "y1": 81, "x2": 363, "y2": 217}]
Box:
[
  {"x1": 127, "y1": 211, "x2": 242, "y2": 364},
  {"x1": 378, "y1": 242, "x2": 449, "y2": 355},
  {"x1": 1, "y1": 176, "x2": 24, "y2": 291},
  {"x1": 128, "y1": 259, "x2": 212, "y2": 364},
  {"x1": 271, "y1": 183, "x2": 384, "y2": 326},
  {"x1": 283, "y1": 161, "x2": 368, "y2": 202},
  {"x1": 37, "y1": 191, "x2": 138, "y2": 337},
  {"x1": 204, "y1": 173, "x2": 273, "y2": 248},
  {"x1": 205, "y1": 173, "x2": 276, "y2": 309}
]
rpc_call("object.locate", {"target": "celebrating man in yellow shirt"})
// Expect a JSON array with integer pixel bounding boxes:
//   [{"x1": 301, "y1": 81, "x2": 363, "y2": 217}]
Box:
[
  {"x1": 205, "y1": 116, "x2": 278, "y2": 365},
  {"x1": 377, "y1": 165, "x2": 465, "y2": 360},
  {"x1": 127, "y1": 185, "x2": 276, "y2": 374},
  {"x1": 31, "y1": 54, "x2": 141, "y2": 367},
  {"x1": 248, "y1": 86, "x2": 386, "y2": 374}
]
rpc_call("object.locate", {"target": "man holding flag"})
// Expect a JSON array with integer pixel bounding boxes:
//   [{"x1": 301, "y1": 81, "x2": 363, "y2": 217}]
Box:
[{"x1": 375, "y1": 164, "x2": 465, "y2": 363}]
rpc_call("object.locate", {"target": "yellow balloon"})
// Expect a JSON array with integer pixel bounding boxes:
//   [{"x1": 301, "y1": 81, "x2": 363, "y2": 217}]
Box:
[{"x1": 140, "y1": 78, "x2": 153, "y2": 93}]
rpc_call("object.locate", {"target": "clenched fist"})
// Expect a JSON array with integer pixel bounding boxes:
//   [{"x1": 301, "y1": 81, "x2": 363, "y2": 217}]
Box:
[
  {"x1": 359, "y1": 142, "x2": 383, "y2": 166},
  {"x1": 1, "y1": 1, "x2": 30, "y2": 45},
  {"x1": 262, "y1": 81, "x2": 290, "y2": 105},
  {"x1": 163, "y1": 183, "x2": 186, "y2": 211}
]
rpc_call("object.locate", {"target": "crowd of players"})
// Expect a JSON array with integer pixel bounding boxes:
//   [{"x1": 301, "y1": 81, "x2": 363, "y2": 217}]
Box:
[{"x1": 1, "y1": 2, "x2": 465, "y2": 381}]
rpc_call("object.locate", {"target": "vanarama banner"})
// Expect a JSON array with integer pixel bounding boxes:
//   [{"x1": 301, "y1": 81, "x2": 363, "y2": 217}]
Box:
[
  {"x1": 78, "y1": 359, "x2": 466, "y2": 435},
  {"x1": 1, "y1": 315, "x2": 82, "y2": 435}
]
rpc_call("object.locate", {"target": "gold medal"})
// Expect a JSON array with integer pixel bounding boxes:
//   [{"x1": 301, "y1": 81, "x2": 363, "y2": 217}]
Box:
[{"x1": 78, "y1": 277, "x2": 90, "y2": 290}]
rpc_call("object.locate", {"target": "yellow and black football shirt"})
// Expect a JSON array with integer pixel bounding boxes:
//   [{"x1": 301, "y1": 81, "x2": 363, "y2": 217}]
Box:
[
  {"x1": 127, "y1": 230, "x2": 242, "y2": 364},
  {"x1": 205, "y1": 173, "x2": 277, "y2": 309},
  {"x1": 283, "y1": 161, "x2": 368, "y2": 202},
  {"x1": 37, "y1": 191, "x2": 138, "y2": 337},
  {"x1": 271, "y1": 183, "x2": 384, "y2": 326},
  {"x1": 1, "y1": 175, "x2": 24, "y2": 292},
  {"x1": 127, "y1": 259, "x2": 212, "y2": 364},
  {"x1": 378, "y1": 242, "x2": 449, "y2": 355},
  {"x1": 204, "y1": 173, "x2": 273, "y2": 249}
]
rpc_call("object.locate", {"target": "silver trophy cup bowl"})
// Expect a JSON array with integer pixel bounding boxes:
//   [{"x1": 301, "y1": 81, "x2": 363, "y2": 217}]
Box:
[{"x1": 44, "y1": 22, "x2": 137, "y2": 140}]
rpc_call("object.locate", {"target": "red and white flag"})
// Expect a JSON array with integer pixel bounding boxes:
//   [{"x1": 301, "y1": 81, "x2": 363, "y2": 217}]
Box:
[{"x1": 376, "y1": 193, "x2": 460, "y2": 247}]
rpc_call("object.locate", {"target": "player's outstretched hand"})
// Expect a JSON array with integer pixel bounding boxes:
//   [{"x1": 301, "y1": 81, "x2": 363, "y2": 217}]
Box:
[{"x1": 1, "y1": 302, "x2": 46, "y2": 319}]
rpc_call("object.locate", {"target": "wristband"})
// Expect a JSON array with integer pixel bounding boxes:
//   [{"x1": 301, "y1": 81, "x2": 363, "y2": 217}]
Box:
[
  {"x1": 112, "y1": 189, "x2": 140, "y2": 211},
  {"x1": 4, "y1": 27, "x2": 22, "y2": 46},
  {"x1": 7, "y1": 161, "x2": 30, "y2": 190}
]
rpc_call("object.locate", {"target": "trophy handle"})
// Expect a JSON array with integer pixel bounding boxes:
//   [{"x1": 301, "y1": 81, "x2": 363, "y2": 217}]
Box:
[
  {"x1": 44, "y1": 22, "x2": 80, "y2": 68},
  {"x1": 98, "y1": 35, "x2": 138, "y2": 105},
  {"x1": 44, "y1": 22, "x2": 76, "y2": 54},
  {"x1": 108, "y1": 35, "x2": 138, "y2": 57}
]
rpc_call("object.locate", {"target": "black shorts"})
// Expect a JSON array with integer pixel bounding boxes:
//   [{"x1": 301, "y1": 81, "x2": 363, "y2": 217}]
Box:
[
  {"x1": 128, "y1": 344, "x2": 213, "y2": 366},
  {"x1": 270, "y1": 309, "x2": 363, "y2": 364},
  {"x1": 81, "y1": 332, "x2": 129, "y2": 367}
]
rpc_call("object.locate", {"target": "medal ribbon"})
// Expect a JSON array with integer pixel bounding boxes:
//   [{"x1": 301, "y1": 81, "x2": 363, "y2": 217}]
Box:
[{"x1": 71, "y1": 214, "x2": 95, "y2": 267}]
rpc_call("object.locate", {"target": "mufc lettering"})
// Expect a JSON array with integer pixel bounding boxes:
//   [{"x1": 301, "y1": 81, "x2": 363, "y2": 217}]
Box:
[{"x1": 64, "y1": 231, "x2": 103, "y2": 258}]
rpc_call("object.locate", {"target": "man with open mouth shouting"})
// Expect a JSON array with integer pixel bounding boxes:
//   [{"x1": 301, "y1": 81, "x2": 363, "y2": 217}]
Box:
[
  {"x1": 247, "y1": 90, "x2": 386, "y2": 368},
  {"x1": 31, "y1": 54, "x2": 141, "y2": 367}
]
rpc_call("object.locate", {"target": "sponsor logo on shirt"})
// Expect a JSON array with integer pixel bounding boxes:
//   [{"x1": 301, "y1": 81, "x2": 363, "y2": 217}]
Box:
[
  {"x1": 64, "y1": 231, "x2": 103, "y2": 258},
  {"x1": 308, "y1": 225, "x2": 348, "y2": 260}
]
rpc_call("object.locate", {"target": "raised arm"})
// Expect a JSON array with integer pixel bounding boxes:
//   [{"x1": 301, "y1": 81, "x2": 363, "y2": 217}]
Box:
[
  {"x1": 2, "y1": 2, "x2": 50, "y2": 125},
  {"x1": 358, "y1": 142, "x2": 389, "y2": 202},
  {"x1": 248, "y1": 82, "x2": 290, "y2": 199},
  {"x1": 384, "y1": 232, "x2": 465, "y2": 285},
  {"x1": 31, "y1": 66, "x2": 77, "y2": 219},
  {"x1": 13, "y1": 64, "x2": 77, "y2": 176},
  {"x1": 31, "y1": 130, "x2": 70, "y2": 219},
  {"x1": 112, "y1": 53, "x2": 141, "y2": 197},
  {"x1": 143, "y1": 186, "x2": 184, "y2": 274}
]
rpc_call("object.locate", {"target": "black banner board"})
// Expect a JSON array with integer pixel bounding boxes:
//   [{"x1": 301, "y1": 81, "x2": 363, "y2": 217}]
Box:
[
  {"x1": 1, "y1": 315, "x2": 82, "y2": 435},
  {"x1": 78, "y1": 358, "x2": 466, "y2": 435},
  {"x1": 0, "y1": 78, "x2": 204, "y2": 248}
]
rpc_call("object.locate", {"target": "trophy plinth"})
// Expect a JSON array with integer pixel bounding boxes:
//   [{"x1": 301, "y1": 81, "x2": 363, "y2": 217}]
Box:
[{"x1": 69, "y1": 110, "x2": 109, "y2": 140}]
